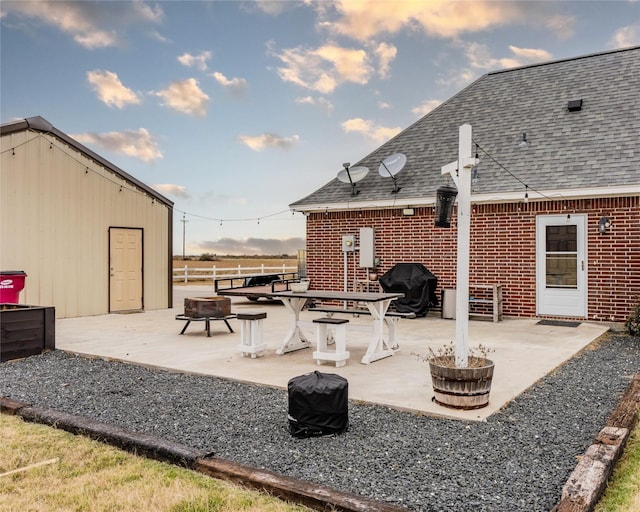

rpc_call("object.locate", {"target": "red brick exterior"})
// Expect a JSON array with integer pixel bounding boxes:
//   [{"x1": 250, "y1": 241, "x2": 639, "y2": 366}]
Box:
[{"x1": 306, "y1": 196, "x2": 639, "y2": 322}]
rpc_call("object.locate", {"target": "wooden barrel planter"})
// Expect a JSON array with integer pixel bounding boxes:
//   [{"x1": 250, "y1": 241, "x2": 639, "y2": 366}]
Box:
[
  {"x1": 429, "y1": 356, "x2": 494, "y2": 410},
  {"x1": 184, "y1": 297, "x2": 231, "y2": 318}
]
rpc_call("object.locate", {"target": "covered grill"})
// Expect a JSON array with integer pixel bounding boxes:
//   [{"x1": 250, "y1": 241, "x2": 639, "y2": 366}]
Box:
[{"x1": 379, "y1": 263, "x2": 438, "y2": 317}]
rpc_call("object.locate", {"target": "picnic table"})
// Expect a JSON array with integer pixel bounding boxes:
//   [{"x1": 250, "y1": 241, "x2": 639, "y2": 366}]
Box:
[{"x1": 266, "y1": 290, "x2": 404, "y2": 364}]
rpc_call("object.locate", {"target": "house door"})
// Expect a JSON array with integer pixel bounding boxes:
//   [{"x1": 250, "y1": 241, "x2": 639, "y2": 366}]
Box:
[
  {"x1": 109, "y1": 227, "x2": 143, "y2": 312},
  {"x1": 536, "y1": 215, "x2": 587, "y2": 318}
]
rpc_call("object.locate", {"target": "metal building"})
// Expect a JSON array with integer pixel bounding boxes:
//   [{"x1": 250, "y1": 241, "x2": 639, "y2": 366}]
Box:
[{"x1": 1, "y1": 116, "x2": 173, "y2": 318}]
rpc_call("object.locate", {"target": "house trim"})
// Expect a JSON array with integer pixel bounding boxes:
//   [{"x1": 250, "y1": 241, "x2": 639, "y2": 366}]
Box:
[{"x1": 293, "y1": 185, "x2": 639, "y2": 213}]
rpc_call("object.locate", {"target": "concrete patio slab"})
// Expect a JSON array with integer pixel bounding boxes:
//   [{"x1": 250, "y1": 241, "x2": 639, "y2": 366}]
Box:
[{"x1": 54, "y1": 286, "x2": 609, "y2": 422}]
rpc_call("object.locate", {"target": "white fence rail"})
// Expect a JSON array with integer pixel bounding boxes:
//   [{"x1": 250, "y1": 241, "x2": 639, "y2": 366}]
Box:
[{"x1": 173, "y1": 264, "x2": 298, "y2": 284}]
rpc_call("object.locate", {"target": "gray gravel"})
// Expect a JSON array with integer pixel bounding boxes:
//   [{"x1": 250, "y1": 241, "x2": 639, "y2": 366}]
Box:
[{"x1": 1, "y1": 333, "x2": 638, "y2": 511}]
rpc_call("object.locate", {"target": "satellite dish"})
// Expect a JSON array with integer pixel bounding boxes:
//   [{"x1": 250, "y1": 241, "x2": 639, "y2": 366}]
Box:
[
  {"x1": 379, "y1": 153, "x2": 406, "y2": 193},
  {"x1": 337, "y1": 165, "x2": 369, "y2": 196}
]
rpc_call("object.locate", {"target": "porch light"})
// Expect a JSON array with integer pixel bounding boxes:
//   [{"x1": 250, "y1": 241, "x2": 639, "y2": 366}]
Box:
[
  {"x1": 598, "y1": 216, "x2": 612, "y2": 234},
  {"x1": 435, "y1": 183, "x2": 458, "y2": 228}
]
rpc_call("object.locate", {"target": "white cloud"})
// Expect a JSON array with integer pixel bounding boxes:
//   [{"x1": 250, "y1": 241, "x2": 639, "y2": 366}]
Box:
[
  {"x1": 198, "y1": 237, "x2": 306, "y2": 256},
  {"x1": 316, "y1": 1, "x2": 576, "y2": 42},
  {"x1": 1, "y1": 0, "x2": 163, "y2": 49},
  {"x1": 411, "y1": 99, "x2": 442, "y2": 117},
  {"x1": 211, "y1": 71, "x2": 248, "y2": 97},
  {"x1": 295, "y1": 95, "x2": 334, "y2": 113},
  {"x1": 87, "y1": 70, "x2": 141, "y2": 109},
  {"x1": 341, "y1": 117, "x2": 401, "y2": 143},
  {"x1": 72, "y1": 128, "x2": 162, "y2": 163},
  {"x1": 252, "y1": 1, "x2": 290, "y2": 16},
  {"x1": 465, "y1": 43, "x2": 552, "y2": 70},
  {"x1": 152, "y1": 184, "x2": 190, "y2": 199},
  {"x1": 373, "y1": 42, "x2": 397, "y2": 79},
  {"x1": 378, "y1": 101, "x2": 391, "y2": 110},
  {"x1": 152, "y1": 78, "x2": 209, "y2": 117},
  {"x1": 178, "y1": 51, "x2": 212, "y2": 71},
  {"x1": 322, "y1": 0, "x2": 524, "y2": 40},
  {"x1": 610, "y1": 24, "x2": 640, "y2": 48},
  {"x1": 237, "y1": 133, "x2": 300, "y2": 151},
  {"x1": 271, "y1": 42, "x2": 373, "y2": 94}
]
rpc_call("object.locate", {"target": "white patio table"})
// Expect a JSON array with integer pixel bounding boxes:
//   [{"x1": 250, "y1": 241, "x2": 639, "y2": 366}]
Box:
[{"x1": 267, "y1": 290, "x2": 404, "y2": 364}]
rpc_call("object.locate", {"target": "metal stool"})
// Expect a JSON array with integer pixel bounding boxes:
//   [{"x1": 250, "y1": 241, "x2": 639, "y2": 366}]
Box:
[{"x1": 237, "y1": 312, "x2": 267, "y2": 358}]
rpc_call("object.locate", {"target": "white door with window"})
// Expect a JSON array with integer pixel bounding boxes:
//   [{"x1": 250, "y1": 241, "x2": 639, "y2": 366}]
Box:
[{"x1": 536, "y1": 215, "x2": 587, "y2": 318}]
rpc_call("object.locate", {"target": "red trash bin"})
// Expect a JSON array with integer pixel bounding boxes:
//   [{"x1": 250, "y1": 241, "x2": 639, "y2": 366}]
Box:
[{"x1": 0, "y1": 271, "x2": 27, "y2": 303}]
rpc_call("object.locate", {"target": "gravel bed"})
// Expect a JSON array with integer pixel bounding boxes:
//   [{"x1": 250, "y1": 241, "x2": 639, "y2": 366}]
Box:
[{"x1": 2, "y1": 333, "x2": 638, "y2": 511}]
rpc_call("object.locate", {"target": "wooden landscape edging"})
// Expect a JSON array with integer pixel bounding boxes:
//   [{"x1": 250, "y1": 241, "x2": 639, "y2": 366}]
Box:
[
  {"x1": 552, "y1": 373, "x2": 640, "y2": 512},
  {"x1": 0, "y1": 397, "x2": 406, "y2": 512},
  {"x1": 195, "y1": 457, "x2": 407, "y2": 512}
]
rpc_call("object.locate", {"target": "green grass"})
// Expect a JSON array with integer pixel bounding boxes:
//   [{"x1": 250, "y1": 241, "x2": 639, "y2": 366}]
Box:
[
  {"x1": 595, "y1": 419, "x2": 640, "y2": 512},
  {"x1": 0, "y1": 414, "x2": 312, "y2": 512}
]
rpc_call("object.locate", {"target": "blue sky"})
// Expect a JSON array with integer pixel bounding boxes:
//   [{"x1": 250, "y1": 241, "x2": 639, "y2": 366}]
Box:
[{"x1": 2, "y1": 1, "x2": 639, "y2": 255}]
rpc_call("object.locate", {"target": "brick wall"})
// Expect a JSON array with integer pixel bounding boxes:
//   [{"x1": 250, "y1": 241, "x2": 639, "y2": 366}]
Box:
[{"x1": 306, "y1": 196, "x2": 639, "y2": 322}]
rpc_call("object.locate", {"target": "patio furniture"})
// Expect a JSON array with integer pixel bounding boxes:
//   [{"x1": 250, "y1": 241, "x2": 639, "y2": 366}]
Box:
[
  {"x1": 312, "y1": 317, "x2": 350, "y2": 367},
  {"x1": 237, "y1": 311, "x2": 267, "y2": 358},
  {"x1": 267, "y1": 290, "x2": 403, "y2": 364}
]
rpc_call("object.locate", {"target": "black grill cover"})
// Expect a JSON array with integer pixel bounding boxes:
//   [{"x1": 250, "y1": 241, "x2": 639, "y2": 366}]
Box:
[
  {"x1": 379, "y1": 263, "x2": 438, "y2": 317},
  {"x1": 287, "y1": 371, "x2": 348, "y2": 438}
]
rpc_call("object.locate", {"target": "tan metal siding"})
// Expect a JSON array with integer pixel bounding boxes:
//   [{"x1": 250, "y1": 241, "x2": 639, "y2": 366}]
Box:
[{"x1": 1, "y1": 130, "x2": 170, "y2": 318}]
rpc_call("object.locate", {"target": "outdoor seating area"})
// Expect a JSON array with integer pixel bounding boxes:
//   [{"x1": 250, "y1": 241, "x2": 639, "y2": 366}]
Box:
[{"x1": 53, "y1": 285, "x2": 610, "y2": 422}]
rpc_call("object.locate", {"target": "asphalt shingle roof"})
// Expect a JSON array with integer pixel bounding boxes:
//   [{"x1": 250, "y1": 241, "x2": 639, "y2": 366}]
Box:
[{"x1": 291, "y1": 46, "x2": 640, "y2": 210}]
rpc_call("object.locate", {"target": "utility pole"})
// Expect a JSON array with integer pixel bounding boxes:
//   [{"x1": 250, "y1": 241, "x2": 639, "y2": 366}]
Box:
[{"x1": 180, "y1": 213, "x2": 188, "y2": 260}]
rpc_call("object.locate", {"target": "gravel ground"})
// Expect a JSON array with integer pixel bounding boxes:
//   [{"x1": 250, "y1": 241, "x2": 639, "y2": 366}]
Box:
[{"x1": 2, "y1": 332, "x2": 638, "y2": 512}]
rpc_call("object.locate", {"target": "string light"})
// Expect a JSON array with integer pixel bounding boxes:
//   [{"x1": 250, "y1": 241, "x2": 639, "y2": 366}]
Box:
[
  {"x1": 473, "y1": 140, "x2": 558, "y2": 202},
  {"x1": 5, "y1": 133, "x2": 301, "y2": 224}
]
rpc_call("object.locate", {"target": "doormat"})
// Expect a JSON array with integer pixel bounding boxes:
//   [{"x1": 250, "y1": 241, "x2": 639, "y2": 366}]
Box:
[{"x1": 536, "y1": 319, "x2": 581, "y2": 327}]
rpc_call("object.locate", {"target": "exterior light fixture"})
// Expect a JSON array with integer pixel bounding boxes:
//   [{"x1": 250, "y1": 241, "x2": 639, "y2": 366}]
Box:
[
  {"x1": 519, "y1": 133, "x2": 528, "y2": 147},
  {"x1": 435, "y1": 183, "x2": 458, "y2": 228},
  {"x1": 598, "y1": 216, "x2": 612, "y2": 234}
]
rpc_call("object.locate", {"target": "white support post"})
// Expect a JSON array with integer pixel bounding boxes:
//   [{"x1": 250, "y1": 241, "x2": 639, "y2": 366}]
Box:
[{"x1": 441, "y1": 124, "x2": 478, "y2": 368}]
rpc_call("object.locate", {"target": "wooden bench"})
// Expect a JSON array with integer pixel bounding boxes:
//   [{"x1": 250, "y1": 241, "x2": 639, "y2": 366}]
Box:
[
  {"x1": 308, "y1": 306, "x2": 416, "y2": 319},
  {"x1": 175, "y1": 314, "x2": 237, "y2": 337},
  {"x1": 468, "y1": 284, "x2": 503, "y2": 322},
  {"x1": 312, "y1": 317, "x2": 350, "y2": 367}
]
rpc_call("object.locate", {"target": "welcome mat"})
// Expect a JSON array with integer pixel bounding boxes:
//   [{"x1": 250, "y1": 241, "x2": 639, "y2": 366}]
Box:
[{"x1": 536, "y1": 319, "x2": 581, "y2": 327}]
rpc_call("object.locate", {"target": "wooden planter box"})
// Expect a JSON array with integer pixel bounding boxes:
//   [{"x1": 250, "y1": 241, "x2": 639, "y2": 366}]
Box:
[{"x1": 0, "y1": 304, "x2": 55, "y2": 362}]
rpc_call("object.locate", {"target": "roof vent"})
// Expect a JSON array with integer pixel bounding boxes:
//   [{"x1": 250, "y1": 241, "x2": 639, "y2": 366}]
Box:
[{"x1": 567, "y1": 99, "x2": 583, "y2": 112}]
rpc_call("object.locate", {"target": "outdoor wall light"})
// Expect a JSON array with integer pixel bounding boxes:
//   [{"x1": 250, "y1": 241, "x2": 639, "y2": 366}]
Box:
[
  {"x1": 435, "y1": 183, "x2": 458, "y2": 228},
  {"x1": 519, "y1": 133, "x2": 529, "y2": 147},
  {"x1": 598, "y1": 216, "x2": 612, "y2": 234}
]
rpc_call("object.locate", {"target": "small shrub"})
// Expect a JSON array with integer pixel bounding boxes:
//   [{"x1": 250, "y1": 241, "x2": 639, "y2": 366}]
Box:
[
  {"x1": 625, "y1": 299, "x2": 640, "y2": 336},
  {"x1": 198, "y1": 253, "x2": 217, "y2": 262},
  {"x1": 413, "y1": 341, "x2": 494, "y2": 368}
]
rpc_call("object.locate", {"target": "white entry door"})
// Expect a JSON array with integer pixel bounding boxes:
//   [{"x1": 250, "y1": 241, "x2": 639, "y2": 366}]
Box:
[
  {"x1": 109, "y1": 227, "x2": 143, "y2": 312},
  {"x1": 536, "y1": 215, "x2": 587, "y2": 317}
]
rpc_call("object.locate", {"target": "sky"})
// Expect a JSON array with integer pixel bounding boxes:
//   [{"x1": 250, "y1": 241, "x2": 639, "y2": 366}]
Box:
[{"x1": 1, "y1": 1, "x2": 639, "y2": 256}]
